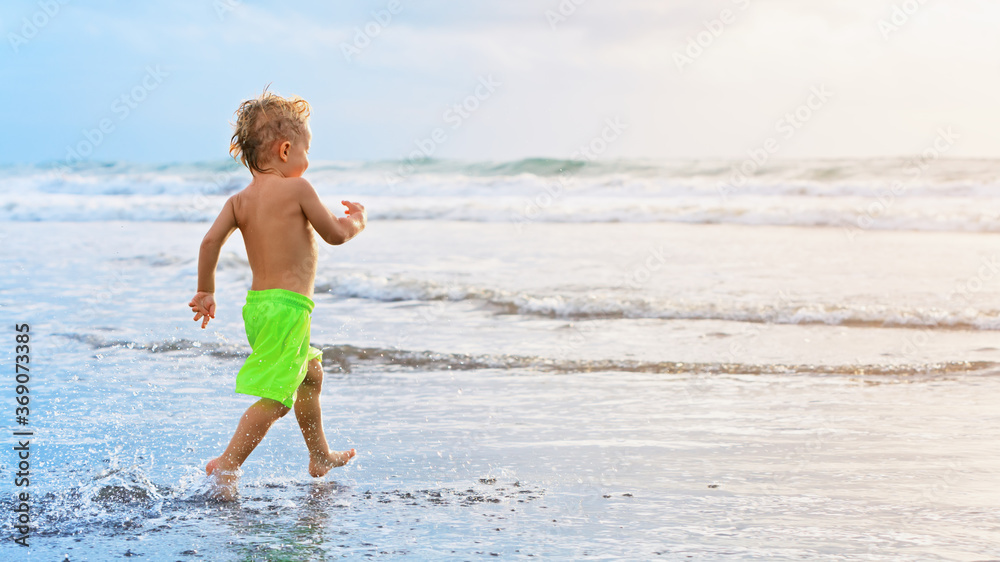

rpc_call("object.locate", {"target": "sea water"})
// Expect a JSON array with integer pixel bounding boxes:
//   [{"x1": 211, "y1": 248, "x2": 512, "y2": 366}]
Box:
[{"x1": 1, "y1": 159, "x2": 1000, "y2": 560}]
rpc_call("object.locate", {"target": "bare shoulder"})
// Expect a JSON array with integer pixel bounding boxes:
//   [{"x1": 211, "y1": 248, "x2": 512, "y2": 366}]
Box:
[
  {"x1": 283, "y1": 176, "x2": 317, "y2": 198},
  {"x1": 227, "y1": 186, "x2": 250, "y2": 217},
  {"x1": 228, "y1": 187, "x2": 245, "y2": 204}
]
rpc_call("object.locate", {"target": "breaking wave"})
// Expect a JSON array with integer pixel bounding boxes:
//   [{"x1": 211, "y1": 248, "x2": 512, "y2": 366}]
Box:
[
  {"x1": 56, "y1": 333, "x2": 1000, "y2": 377},
  {"x1": 315, "y1": 272, "x2": 1000, "y2": 331},
  {"x1": 4, "y1": 158, "x2": 1000, "y2": 230}
]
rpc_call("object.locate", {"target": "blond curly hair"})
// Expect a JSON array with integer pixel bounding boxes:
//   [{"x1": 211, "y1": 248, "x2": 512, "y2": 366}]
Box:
[{"x1": 229, "y1": 87, "x2": 311, "y2": 174}]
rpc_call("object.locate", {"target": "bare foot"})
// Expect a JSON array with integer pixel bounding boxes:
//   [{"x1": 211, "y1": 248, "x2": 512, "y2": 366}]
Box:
[
  {"x1": 309, "y1": 449, "x2": 356, "y2": 478},
  {"x1": 205, "y1": 457, "x2": 240, "y2": 501}
]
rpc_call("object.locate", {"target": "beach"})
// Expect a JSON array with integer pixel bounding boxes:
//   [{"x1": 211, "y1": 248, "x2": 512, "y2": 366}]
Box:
[{"x1": 2, "y1": 160, "x2": 1000, "y2": 559}]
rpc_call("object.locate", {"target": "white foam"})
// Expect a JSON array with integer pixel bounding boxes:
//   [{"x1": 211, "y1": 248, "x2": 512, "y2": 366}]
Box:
[
  {"x1": 5, "y1": 159, "x2": 1000, "y2": 230},
  {"x1": 316, "y1": 271, "x2": 1000, "y2": 331}
]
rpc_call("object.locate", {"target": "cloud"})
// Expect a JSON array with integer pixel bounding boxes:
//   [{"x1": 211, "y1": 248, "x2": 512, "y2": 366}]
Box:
[{"x1": 3, "y1": 0, "x2": 1000, "y2": 162}]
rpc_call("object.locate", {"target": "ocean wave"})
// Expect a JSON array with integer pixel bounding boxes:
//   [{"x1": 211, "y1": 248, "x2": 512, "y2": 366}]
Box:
[
  {"x1": 315, "y1": 272, "x2": 1000, "y2": 331},
  {"x1": 6, "y1": 157, "x2": 1000, "y2": 197},
  {"x1": 5, "y1": 158, "x2": 1000, "y2": 228},
  {"x1": 57, "y1": 333, "x2": 999, "y2": 376},
  {"x1": 15, "y1": 156, "x2": 1000, "y2": 182},
  {"x1": 6, "y1": 192, "x2": 1000, "y2": 232}
]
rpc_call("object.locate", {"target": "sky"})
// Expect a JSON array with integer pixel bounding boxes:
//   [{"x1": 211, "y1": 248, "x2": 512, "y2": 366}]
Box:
[{"x1": 1, "y1": 0, "x2": 999, "y2": 165}]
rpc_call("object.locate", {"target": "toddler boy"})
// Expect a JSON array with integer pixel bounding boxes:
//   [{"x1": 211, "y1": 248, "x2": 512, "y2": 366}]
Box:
[{"x1": 188, "y1": 89, "x2": 366, "y2": 500}]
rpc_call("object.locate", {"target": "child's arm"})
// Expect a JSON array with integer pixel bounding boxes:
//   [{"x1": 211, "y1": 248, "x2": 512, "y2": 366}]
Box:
[
  {"x1": 189, "y1": 197, "x2": 238, "y2": 329},
  {"x1": 293, "y1": 178, "x2": 367, "y2": 245}
]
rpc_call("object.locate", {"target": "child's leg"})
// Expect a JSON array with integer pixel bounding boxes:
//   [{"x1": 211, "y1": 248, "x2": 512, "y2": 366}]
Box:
[
  {"x1": 206, "y1": 398, "x2": 291, "y2": 497},
  {"x1": 294, "y1": 358, "x2": 356, "y2": 477}
]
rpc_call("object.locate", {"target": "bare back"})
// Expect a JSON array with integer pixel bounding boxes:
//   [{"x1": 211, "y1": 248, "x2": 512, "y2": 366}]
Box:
[{"x1": 231, "y1": 175, "x2": 318, "y2": 297}]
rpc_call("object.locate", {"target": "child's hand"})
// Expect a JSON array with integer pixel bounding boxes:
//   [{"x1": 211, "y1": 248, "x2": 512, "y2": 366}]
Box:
[
  {"x1": 188, "y1": 291, "x2": 216, "y2": 329},
  {"x1": 341, "y1": 200, "x2": 366, "y2": 218}
]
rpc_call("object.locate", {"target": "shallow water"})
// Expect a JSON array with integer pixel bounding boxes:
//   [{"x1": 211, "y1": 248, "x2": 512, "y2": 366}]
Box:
[{"x1": 4, "y1": 339, "x2": 1000, "y2": 560}]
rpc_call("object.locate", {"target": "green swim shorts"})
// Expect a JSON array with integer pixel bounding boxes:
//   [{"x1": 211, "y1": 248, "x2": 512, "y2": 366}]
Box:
[{"x1": 235, "y1": 288, "x2": 323, "y2": 408}]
